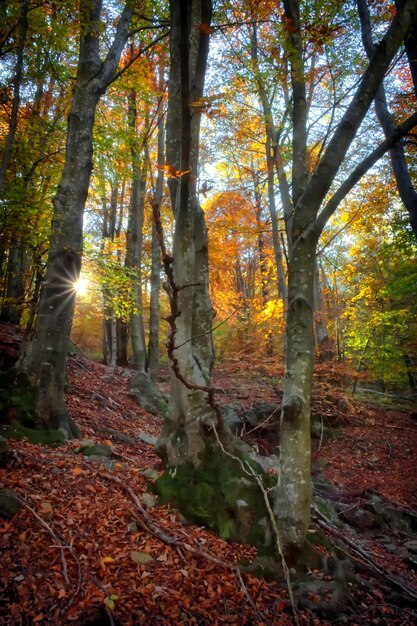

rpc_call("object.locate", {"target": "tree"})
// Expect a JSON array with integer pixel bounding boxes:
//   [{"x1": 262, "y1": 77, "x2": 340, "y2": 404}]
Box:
[
  {"x1": 156, "y1": 0, "x2": 219, "y2": 463},
  {"x1": 6, "y1": 0, "x2": 136, "y2": 437},
  {"x1": 272, "y1": 0, "x2": 417, "y2": 554},
  {"x1": 0, "y1": 1, "x2": 75, "y2": 326}
]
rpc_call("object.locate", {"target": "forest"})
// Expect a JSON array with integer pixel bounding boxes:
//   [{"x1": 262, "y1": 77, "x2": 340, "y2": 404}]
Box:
[{"x1": 1, "y1": 0, "x2": 417, "y2": 624}]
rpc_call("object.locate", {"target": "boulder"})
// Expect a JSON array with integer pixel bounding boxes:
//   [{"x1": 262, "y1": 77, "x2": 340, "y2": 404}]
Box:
[
  {"x1": 75, "y1": 440, "x2": 114, "y2": 457},
  {"x1": 0, "y1": 435, "x2": 9, "y2": 467},
  {"x1": 222, "y1": 405, "x2": 243, "y2": 435},
  {"x1": 0, "y1": 487, "x2": 22, "y2": 518},
  {"x1": 128, "y1": 372, "x2": 168, "y2": 416}
]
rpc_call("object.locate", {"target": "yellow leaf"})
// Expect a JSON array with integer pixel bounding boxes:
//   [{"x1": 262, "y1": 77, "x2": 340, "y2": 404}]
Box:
[
  {"x1": 101, "y1": 556, "x2": 115, "y2": 564},
  {"x1": 72, "y1": 467, "x2": 83, "y2": 477}
]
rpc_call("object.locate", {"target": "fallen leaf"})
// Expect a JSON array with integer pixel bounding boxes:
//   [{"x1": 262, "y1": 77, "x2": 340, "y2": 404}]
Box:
[
  {"x1": 130, "y1": 551, "x2": 153, "y2": 565},
  {"x1": 38, "y1": 502, "x2": 53, "y2": 521},
  {"x1": 101, "y1": 556, "x2": 115, "y2": 564}
]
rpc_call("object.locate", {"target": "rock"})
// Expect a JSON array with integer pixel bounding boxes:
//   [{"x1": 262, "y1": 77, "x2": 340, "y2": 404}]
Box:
[
  {"x1": 137, "y1": 432, "x2": 157, "y2": 447},
  {"x1": 313, "y1": 473, "x2": 341, "y2": 499},
  {"x1": 129, "y1": 550, "x2": 153, "y2": 565},
  {"x1": 364, "y1": 496, "x2": 415, "y2": 533},
  {"x1": 241, "y1": 402, "x2": 280, "y2": 427},
  {"x1": 247, "y1": 450, "x2": 279, "y2": 472},
  {"x1": 127, "y1": 521, "x2": 138, "y2": 533},
  {"x1": 38, "y1": 502, "x2": 54, "y2": 521},
  {"x1": 83, "y1": 456, "x2": 115, "y2": 470},
  {"x1": 141, "y1": 493, "x2": 156, "y2": 508},
  {"x1": 75, "y1": 440, "x2": 114, "y2": 457},
  {"x1": 313, "y1": 495, "x2": 341, "y2": 525},
  {"x1": 404, "y1": 540, "x2": 417, "y2": 554},
  {"x1": 128, "y1": 372, "x2": 168, "y2": 416},
  {"x1": 311, "y1": 419, "x2": 325, "y2": 439},
  {"x1": 222, "y1": 405, "x2": 243, "y2": 435},
  {"x1": 406, "y1": 555, "x2": 417, "y2": 571},
  {"x1": 0, "y1": 435, "x2": 9, "y2": 467},
  {"x1": 382, "y1": 543, "x2": 398, "y2": 554},
  {"x1": 143, "y1": 468, "x2": 160, "y2": 481},
  {"x1": 93, "y1": 427, "x2": 136, "y2": 446},
  {"x1": 0, "y1": 487, "x2": 22, "y2": 518},
  {"x1": 340, "y1": 508, "x2": 376, "y2": 530},
  {"x1": 313, "y1": 458, "x2": 330, "y2": 472}
]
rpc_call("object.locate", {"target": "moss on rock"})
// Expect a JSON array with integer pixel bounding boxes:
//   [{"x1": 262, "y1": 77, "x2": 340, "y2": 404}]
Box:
[
  {"x1": 0, "y1": 423, "x2": 65, "y2": 445},
  {"x1": 0, "y1": 369, "x2": 38, "y2": 426},
  {"x1": 155, "y1": 442, "x2": 276, "y2": 549}
]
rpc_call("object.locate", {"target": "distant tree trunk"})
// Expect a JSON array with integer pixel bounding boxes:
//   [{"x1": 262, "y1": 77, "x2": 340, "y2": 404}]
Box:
[
  {"x1": 0, "y1": 241, "x2": 26, "y2": 325},
  {"x1": 0, "y1": 0, "x2": 28, "y2": 193},
  {"x1": 147, "y1": 87, "x2": 165, "y2": 380},
  {"x1": 12, "y1": 0, "x2": 134, "y2": 436},
  {"x1": 314, "y1": 261, "x2": 332, "y2": 360},
  {"x1": 250, "y1": 21, "x2": 287, "y2": 302},
  {"x1": 127, "y1": 91, "x2": 147, "y2": 371},
  {"x1": 101, "y1": 179, "x2": 119, "y2": 366},
  {"x1": 404, "y1": 353, "x2": 416, "y2": 394}
]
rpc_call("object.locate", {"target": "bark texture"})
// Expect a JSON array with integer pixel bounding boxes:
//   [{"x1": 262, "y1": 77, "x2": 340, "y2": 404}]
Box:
[
  {"x1": 14, "y1": 0, "x2": 134, "y2": 436},
  {"x1": 156, "y1": 0, "x2": 219, "y2": 464},
  {"x1": 275, "y1": 0, "x2": 417, "y2": 555}
]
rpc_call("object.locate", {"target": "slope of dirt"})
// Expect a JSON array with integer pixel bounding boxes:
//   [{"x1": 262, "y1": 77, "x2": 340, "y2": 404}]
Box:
[{"x1": 1, "y1": 323, "x2": 417, "y2": 625}]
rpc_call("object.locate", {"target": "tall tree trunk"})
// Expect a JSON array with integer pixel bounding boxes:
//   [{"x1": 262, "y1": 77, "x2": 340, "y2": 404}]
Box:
[
  {"x1": 273, "y1": 0, "x2": 417, "y2": 555},
  {"x1": 101, "y1": 179, "x2": 119, "y2": 366},
  {"x1": 250, "y1": 21, "x2": 287, "y2": 301},
  {"x1": 127, "y1": 91, "x2": 147, "y2": 371},
  {"x1": 0, "y1": 0, "x2": 29, "y2": 193},
  {"x1": 0, "y1": 240, "x2": 26, "y2": 325},
  {"x1": 314, "y1": 261, "x2": 332, "y2": 360},
  {"x1": 156, "y1": 0, "x2": 218, "y2": 464},
  {"x1": 147, "y1": 85, "x2": 165, "y2": 380},
  {"x1": 13, "y1": 0, "x2": 134, "y2": 436},
  {"x1": 273, "y1": 234, "x2": 317, "y2": 554}
]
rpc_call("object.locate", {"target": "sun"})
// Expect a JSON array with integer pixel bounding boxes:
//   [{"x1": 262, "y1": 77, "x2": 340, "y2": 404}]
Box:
[{"x1": 74, "y1": 277, "x2": 89, "y2": 297}]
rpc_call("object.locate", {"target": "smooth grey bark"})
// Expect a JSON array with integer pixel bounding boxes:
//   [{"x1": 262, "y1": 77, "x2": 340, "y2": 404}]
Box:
[
  {"x1": 147, "y1": 83, "x2": 165, "y2": 381},
  {"x1": 16, "y1": 0, "x2": 135, "y2": 436},
  {"x1": 253, "y1": 172, "x2": 269, "y2": 305},
  {"x1": 0, "y1": 0, "x2": 28, "y2": 193},
  {"x1": 156, "y1": 0, "x2": 219, "y2": 465},
  {"x1": 274, "y1": 0, "x2": 417, "y2": 554},
  {"x1": 250, "y1": 21, "x2": 288, "y2": 301},
  {"x1": 313, "y1": 262, "x2": 332, "y2": 360},
  {"x1": 395, "y1": 0, "x2": 417, "y2": 96},
  {"x1": 357, "y1": 0, "x2": 417, "y2": 238},
  {"x1": 101, "y1": 179, "x2": 119, "y2": 367},
  {"x1": 127, "y1": 91, "x2": 147, "y2": 371}
]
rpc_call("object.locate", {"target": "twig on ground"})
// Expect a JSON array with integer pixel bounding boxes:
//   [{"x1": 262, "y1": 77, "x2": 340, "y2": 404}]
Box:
[
  {"x1": 313, "y1": 506, "x2": 417, "y2": 603},
  {"x1": 89, "y1": 466, "x2": 230, "y2": 568},
  {"x1": 17, "y1": 498, "x2": 83, "y2": 608}
]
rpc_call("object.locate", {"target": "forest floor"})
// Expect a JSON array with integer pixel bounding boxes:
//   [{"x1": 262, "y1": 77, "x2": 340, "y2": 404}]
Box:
[{"x1": 1, "y1": 322, "x2": 417, "y2": 625}]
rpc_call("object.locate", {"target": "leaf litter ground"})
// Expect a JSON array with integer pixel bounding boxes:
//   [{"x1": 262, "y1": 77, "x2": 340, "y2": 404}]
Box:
[{"x1": 1, "y1": 324, "x2": 417, "y2": 625}]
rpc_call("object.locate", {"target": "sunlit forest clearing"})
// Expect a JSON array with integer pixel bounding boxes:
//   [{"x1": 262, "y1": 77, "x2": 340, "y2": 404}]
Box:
[{"x1": 1, "y1": 0, "x2": 417, "y2": 624}]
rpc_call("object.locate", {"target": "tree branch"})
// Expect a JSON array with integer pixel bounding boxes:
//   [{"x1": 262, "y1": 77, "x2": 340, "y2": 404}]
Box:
[{"x1": 313, "y1": 111, "x2": 417, "y2": 236}]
